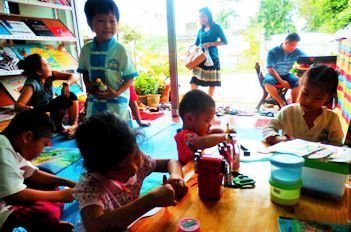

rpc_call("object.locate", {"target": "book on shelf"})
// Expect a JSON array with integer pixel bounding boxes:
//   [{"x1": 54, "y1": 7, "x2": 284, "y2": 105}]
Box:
[
  {"x1": 55, "y1": 0, "x2": 70, "y2": 6},
  {"x1": 0, "y1": 75, "x2": 27, "y2": 101},
  {"x1": 1, "y1": 20, "x2": 36, "y2": 37},
  {"x1": 42, "y1": 18, "x2": 74, "y2": 37},
  {"x1": 0, "y1": 21, "x2": 11, "y2": 35},
  {"x1": 38, "y1": 0, "x2": 70, "y2": 6},
  {"x1": 43, "y1": 44, "x2": 78, "y2": 68},
  {"x1": 23, "y1": 19, "x2": 54, "y2": 37},
  {"x1": 11, "y1": 43, "x2": 60, "y2": 69},
  {"x1": 0, "y1": 47, "x2": 20, "y2": 72}
]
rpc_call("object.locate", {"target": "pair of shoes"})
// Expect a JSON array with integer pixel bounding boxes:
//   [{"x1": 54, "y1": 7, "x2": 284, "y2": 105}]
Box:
[
  {"x1": 258, "y1": 109, "x2": 274, "y2": 117},
  {"x1": 216, "y1": 106, "x2": 226, "y2": 116},
  {"x1": 224, "y1": 106, "x2": 254, "y2": 116},
  {"x1": 157, "y1": 103, "x2": 171, "y2": 111},
  {"x1": 149, "y1": 108, "x2": 159, "y2": 113}
]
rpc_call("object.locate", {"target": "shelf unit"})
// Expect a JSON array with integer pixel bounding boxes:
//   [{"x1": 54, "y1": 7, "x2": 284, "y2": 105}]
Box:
[
  {"x1": 6, "y1": 0, "x2": 72, "y2": 11},
  {"x1": 0, "y1": 0, "x2": 83, "y2": 107},
  {"x1": 0, "y1": 33, "x2": 77, "y2": 41}
]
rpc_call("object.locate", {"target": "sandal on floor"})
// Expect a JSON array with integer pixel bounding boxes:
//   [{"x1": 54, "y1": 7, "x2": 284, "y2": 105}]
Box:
[
  {"x1": 225, "y1": 106, "x2": 254, "y2": 116},
  {"x1": 216, "y1": 106, "x2": 225, "y2": 116},
  {"x1": 258, "y1": 109, "x2": 275, "y2": 117}
]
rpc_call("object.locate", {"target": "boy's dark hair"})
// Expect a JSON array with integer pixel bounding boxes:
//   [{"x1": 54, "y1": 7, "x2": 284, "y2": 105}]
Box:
[
  {"x1": 2, "y1": 109, "x2": 54, "y2": 140},
  {"x1": 179, "y1": 90, "x2": 215, "y2": 119},
  {"x1": 75, "y1": 112, "x2": 136, "y2": 173},
  {"x1": 199, "y1": 7, "x2": 214, "y2": 28},
  {"x1": 285, "y1": 32, "x2": 300, "y2": 42},
  {"x1": 84, "y1": 0, "x2": 120, "y2": 28},
  {"x1": 302, "y1": 64, "x2": 339, "y2": 95},
  {"x1": 17, "y1": 53, "x2": 42, "y2": 78}
]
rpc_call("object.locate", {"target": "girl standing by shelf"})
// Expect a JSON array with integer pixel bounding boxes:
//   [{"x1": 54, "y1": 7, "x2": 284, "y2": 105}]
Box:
[{"x1": 15, "y1": 53, "x2": 79, "y2": 137}]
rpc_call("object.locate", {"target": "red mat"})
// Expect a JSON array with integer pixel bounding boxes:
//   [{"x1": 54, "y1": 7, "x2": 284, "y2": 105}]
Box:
[{"x1": 138, "y1": 110, "x2": 164, "y2": 121}]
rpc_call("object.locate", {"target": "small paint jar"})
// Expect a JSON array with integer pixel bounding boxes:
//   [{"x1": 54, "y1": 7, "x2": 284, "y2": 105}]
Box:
[{"x1": 178, "y1": 217, "x2": 200, "y2": 232}]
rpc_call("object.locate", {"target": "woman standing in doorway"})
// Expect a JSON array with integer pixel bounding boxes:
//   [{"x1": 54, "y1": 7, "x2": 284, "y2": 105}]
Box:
[{"x1": 190, "y1": 7, "x2": 228, "y2": 97}]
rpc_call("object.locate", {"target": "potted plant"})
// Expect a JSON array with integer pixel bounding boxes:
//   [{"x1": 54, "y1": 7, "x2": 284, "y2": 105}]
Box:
[{"x1": 134, "y1": 72, "x2": 161, "y2": 107}]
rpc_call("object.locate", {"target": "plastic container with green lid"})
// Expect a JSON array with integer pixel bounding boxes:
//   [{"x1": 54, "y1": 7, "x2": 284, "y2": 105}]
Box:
[
  {"x1": 302, "y1": 158, "x2": 350, "y2": 198},
  {"x1": 269, "y1": 178, "x2": 303, "y2": 206},
  {"x1": 270, "y1": 153, "x2": 305, "y2": 185}
]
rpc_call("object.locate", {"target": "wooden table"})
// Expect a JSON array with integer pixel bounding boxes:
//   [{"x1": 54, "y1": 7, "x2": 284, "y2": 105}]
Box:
[{"x1": 131, "y1": 158, "x2": 350, "y2": 231}]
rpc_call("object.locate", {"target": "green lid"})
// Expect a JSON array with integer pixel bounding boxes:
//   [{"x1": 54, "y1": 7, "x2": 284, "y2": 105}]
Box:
[
  {"x1": 269, "y1": 177, "x2": 302, "y2": 190},
  {"x1": 303, "y1": 158, "x2": 351, "y2": 175}
]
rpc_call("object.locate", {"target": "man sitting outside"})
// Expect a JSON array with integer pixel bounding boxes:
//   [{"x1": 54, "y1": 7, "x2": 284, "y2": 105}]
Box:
[{"x1": 263, "y1": 33, "x2": 306, "y2": 108}]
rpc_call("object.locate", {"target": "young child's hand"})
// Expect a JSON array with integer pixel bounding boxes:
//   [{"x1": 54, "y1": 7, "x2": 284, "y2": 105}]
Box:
[
  {"x1": 208, "y1": 128, "x2": 225, "y2": 134},
  {"x1": 267, "y1": 135, "x2": 288, "y2": 145},
  {"x1": 167, "y1": 177, "x2": 188, "y2": 200},
  {"x1": 95, "y1": 86, "x2": 118, "y2": 99},
  {"x1": 61, "y1": 83, "x2": 70, "y2": 97},
  {"x1": 150, "y1": 184, "x2": 177, "y2": 207},
  {"x1": 59, "y1": 188, "x2": 75, "y2": 202}
]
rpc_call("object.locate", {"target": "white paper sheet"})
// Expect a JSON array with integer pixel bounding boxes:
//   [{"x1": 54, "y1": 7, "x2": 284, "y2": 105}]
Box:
[{"x1": 127, "y1": 207, "x2": 162, "y2": 229}]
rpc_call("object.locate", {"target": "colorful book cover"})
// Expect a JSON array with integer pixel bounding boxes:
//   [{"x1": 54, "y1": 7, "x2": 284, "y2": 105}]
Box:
[
  {"x1": 55, "y1": 0, "x2": 70, "y2": 6},
  {"x1": 0, "y1": 21, "x2": 11, "y2": 35},
  {"x1": 43, "y1": 44, "x2": 78, "y2": 68},
  {"x1": 0, "y1": 75, "x2": 27, "y2": 101},
  {"x1": 42, "y1": 19, "x2": 74, "y2": 37},
  {"x1": 0, "y1": 47, "x2": 20, "y2": 72},
  {"x1": 1, "y1": 20, "x2": 36, "y2": 37},
  {"x1": 11, "y1": 43, "x2": 60, "y2": 69},
  {"x1": 23, "y1": 19, "x2": 54, "y2": 37},
  {"x1": 278, "y1": 216, "x2": 351, "y2": 232}
]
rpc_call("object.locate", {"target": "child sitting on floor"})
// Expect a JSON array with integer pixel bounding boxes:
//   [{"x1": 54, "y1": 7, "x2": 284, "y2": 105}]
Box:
[
  {"x1": 0, "y1": 110, "x2": 76, "y2": 232},
  {"x1": 175, "y1": 89, "x2": 230, "y2": 164},
  {"x1": 73, "y1": 112, "x2": 188, "y2": 231},
  {"x1": 16, "y1": 54, "x2": 80, "y2": 137},
  {"x1": 263, "y1": 64, "x2": 344, "y2": 145}
]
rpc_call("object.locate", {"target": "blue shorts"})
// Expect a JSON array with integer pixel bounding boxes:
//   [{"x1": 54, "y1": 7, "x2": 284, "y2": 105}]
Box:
[{"x1": 263, "y1": 73, "x2": 299, "y2": 88}]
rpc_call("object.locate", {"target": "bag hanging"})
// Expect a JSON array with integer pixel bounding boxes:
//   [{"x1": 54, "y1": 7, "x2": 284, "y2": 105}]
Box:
[
  {"x1": 203, "y1": 48, "x2": 214, "y2": 67},
  {"x1": 185, "y1": 45, "x2": 207, "y2": 70}
]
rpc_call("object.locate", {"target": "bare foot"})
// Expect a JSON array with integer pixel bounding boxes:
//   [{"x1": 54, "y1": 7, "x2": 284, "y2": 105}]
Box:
[
  {"x1": 137, "y1": 121, "x2": 151, "y2": 127},
  {"x1": 66, "y1": 124, "x2": 78, "y2": 138},
  {"x1": 58, "y1": 221, "x2": 74, "y2": 232}
]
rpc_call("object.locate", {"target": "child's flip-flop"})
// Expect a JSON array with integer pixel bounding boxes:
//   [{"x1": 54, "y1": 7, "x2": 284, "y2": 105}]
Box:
[
  {"x1": 216, "y1": 106, "x2": 225, "y2": 116},
  {"x1": 258, "y1": 109, "x2": 274, "y2": 117}
]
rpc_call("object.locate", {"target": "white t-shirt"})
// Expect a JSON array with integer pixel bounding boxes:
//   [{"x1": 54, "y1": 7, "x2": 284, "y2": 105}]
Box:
[
  {"x1": 263, "y1": 104, "x2": 344, "y2": 145},
  {"x1": 0, "y1": 134, "x2": 38, "y2": 228}
]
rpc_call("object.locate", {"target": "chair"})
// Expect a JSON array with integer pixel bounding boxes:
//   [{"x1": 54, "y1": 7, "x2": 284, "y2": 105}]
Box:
[{"x1": 255, "y1": 62, "x2": 287, "y2": 110}]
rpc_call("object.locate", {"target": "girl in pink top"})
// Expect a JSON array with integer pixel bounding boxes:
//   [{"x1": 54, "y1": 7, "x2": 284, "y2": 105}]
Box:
[{"x1": 73, "y1": 112, "x2": 187, "y2": 231}]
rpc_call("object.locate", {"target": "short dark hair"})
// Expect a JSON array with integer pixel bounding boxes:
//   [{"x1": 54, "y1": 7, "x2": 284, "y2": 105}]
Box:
[
  {"x1": 2, "y1": 109, "x2": 54, "y2": 140},
  {"x1": 75, "y1": 112, "x2": 137, "y2": 173},
  {"x1": 302, "y1": 64, "x2": 339, "y2": 95},
  {"x1": 17, "y1": 53, "x2": 42, "y2": 78},
  {"x1": 199, "y1": 7, "x2": 214, "y2": 28},
  {"x1": 285, "y1": 32, "x2": 300, "y2": 42},
  {"x1": 84, "y1": 0, "x2": 120, "y2": 28},
  {"x1": 179, "y1": 90, "x2": 215, "y2": 119}
]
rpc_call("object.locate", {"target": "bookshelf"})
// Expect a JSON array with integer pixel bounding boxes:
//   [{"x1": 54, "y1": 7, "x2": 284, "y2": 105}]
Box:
[
  {"x1": 6, "y1": 0, "x2": 73, "y2": 11},
  {"x1": 0, "y1": 33, "x2": 77, "y2": 41},
  {"x1": 0, "y1": 0, "x2": 83, "y2": 110}
]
